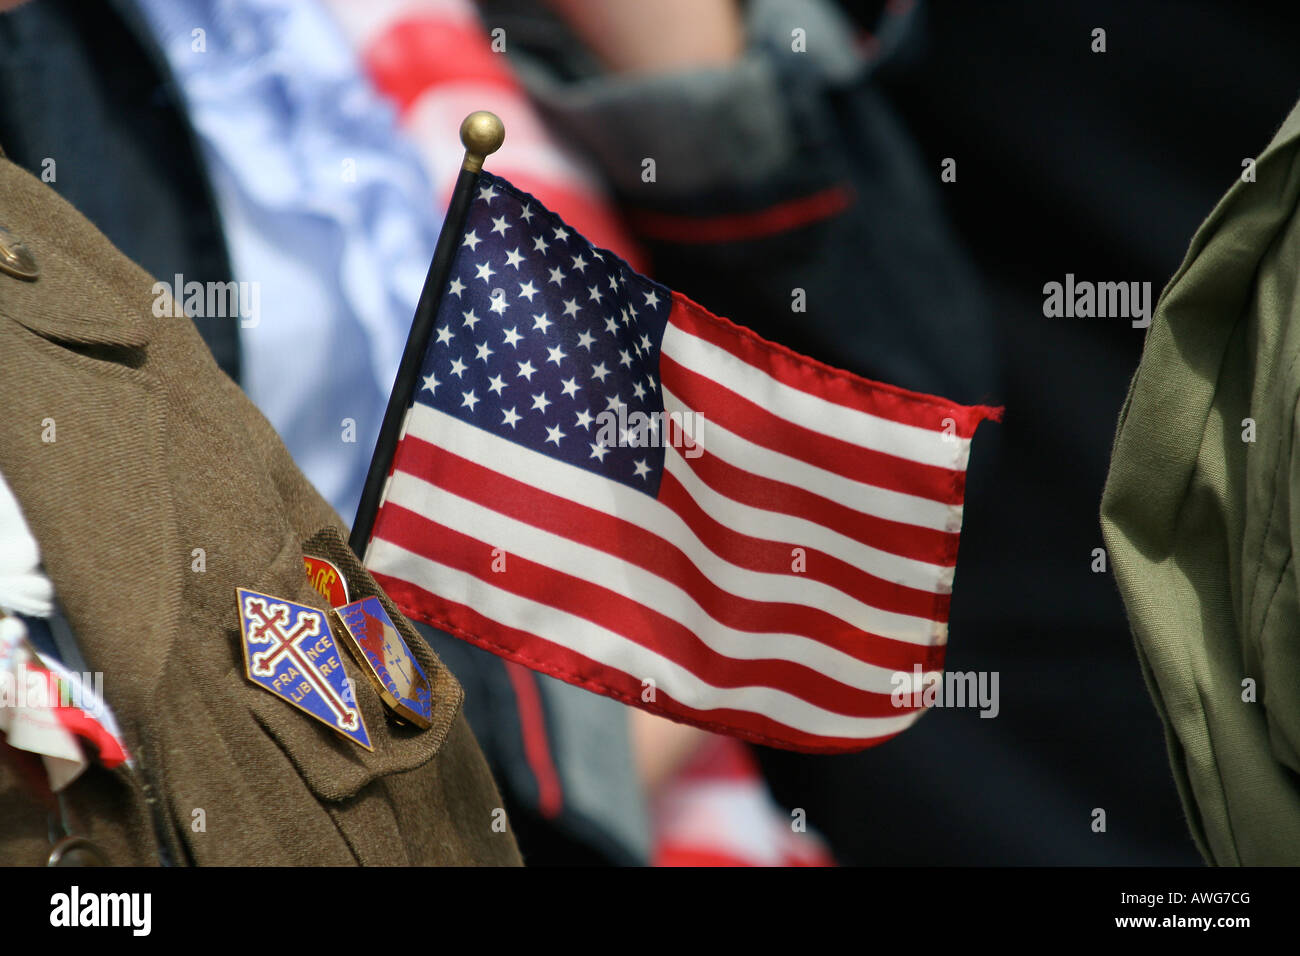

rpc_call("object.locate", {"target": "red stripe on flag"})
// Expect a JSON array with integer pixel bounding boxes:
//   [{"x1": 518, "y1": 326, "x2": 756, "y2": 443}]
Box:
[{"x1": 668, "y1": 293, "x2": 1003, "y2": 437}]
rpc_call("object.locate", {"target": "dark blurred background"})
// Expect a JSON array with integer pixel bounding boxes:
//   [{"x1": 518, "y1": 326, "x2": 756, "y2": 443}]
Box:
[{"x1": 755, "y1": 0, "x2": 1300, "y2": 864}]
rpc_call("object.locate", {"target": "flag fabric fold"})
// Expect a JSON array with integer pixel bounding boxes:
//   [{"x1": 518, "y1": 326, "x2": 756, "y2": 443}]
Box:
[{"x1": 363, "y1": 171, "x2": 999, "y2": 753}]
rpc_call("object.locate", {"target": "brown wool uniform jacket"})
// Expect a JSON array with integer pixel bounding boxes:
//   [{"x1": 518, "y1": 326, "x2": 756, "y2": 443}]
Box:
[{"x1": 0, "y1": 157, "x2": 522, "y2": 865}]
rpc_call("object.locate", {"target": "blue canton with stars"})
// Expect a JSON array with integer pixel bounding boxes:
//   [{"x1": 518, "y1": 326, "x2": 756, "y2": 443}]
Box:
[{"x1": 416, "y1": 171, "x2": 673, "y2": 494}]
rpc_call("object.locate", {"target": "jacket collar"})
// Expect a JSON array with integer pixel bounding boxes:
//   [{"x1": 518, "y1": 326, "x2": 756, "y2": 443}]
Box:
[{"x1": 0, "y1": 158, "x2": 152, "y2": 348}]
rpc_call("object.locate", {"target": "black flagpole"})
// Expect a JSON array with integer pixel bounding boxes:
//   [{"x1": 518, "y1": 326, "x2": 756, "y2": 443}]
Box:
[{"x1": 349, "y1": 110, "x2": 505, "y2": 558}]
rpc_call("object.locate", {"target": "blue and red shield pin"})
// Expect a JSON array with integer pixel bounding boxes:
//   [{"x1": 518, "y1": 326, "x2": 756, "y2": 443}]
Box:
[
  {"x1": 236, "y1": 589, "x2": 371, "y2": 749},
  {"x1": 333, "y1": 597, "x2": 433, "y2": 729}
]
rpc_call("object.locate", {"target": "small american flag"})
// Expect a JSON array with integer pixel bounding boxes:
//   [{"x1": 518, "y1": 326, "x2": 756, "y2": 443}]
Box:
[{"x1": 363, "y1": 171, "x2": 998, "y2": 753}]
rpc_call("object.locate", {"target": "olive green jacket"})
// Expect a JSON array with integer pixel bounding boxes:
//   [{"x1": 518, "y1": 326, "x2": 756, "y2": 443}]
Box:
[
  {"x1": 1102, "y1": 99, "x2": 1300, "y2": 865},
  {"x1": 0, "y1": 156, "x2": 521, "y2": 865}
]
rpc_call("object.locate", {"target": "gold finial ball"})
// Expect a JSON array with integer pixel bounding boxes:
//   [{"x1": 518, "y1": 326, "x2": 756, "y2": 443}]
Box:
[{"x1": 460, "y1": 111, "x2": 505, "y2": 158}]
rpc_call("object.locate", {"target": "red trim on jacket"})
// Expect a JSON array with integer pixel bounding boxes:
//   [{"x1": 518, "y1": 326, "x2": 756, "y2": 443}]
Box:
[
  {"x1": 504, "y1": 661, "x2": 563, "y2": 820},
  {"x1": 627, "y1": 185, "x2": 854, "y2": 244}
]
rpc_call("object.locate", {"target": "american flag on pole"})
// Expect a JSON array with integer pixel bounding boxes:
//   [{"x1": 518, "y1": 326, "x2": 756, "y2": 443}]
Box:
[{"x1": 362, "y1": 171, "x2": 999, "y2": 753}]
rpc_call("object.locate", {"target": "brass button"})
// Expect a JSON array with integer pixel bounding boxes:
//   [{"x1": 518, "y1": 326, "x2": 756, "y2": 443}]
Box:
[
  {"x1": 48, "y1": 836, "x2": 109, "y2": 866},
  {"x1": 0, "y1": 224, "x2": 38, "y2": 280}
]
